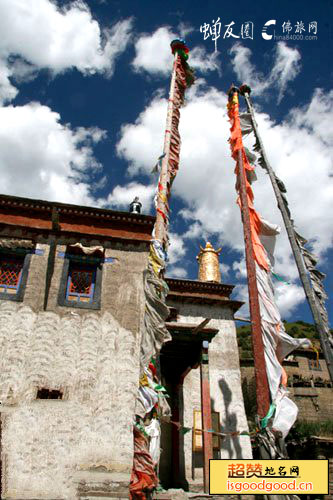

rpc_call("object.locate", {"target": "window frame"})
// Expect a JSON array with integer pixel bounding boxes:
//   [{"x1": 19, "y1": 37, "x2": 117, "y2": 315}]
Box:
[
  {"x1": 66, "y1": 265, "x2": 96, "y2": 303},
  {"x1": 0, "y1": 250, "x2": 31, "y2": 302},
  {"x1": 308, "y1": 358, "x2": 322, "y2": 371},
  {"x1": 58, "y1": 255, "x2": 102, "y2": 310}
]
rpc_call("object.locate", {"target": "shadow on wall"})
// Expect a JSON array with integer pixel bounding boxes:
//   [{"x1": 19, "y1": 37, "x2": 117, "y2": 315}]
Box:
[
  {"x1": 191, "y1": 377, "x2": 245, "y2": 481},
  {"x1": 242, "y1": 376, "x2": 257, "y2": 421},
  {"x1": 218, "y1": 378, "x2": 244, "y2": 459}
]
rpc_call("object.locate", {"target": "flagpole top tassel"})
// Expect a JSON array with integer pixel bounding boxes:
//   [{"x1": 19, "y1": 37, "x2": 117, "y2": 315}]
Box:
[
  {"x1": 227, "y1": 85, "x2": 239, "y2": 100},
  {"x1": 239, "y1": 84, "x2": 252, "y2": 95},
  {"x1": 170, "y1": 39, "x2": 195, "y2": 87},
  {"x1": 170, "y1": 39, "x2": 189, "y2": 56}
]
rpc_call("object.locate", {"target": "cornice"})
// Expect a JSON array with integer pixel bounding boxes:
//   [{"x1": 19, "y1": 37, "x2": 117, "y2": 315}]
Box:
[
  {"x1": 165, "y1": 277, "x2": 234, "y2": 298},
  {"x1": 0, "y1": 194, "x2": 155, "y2": 227}
]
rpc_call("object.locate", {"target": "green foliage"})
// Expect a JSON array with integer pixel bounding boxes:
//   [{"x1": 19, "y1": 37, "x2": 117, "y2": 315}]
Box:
[
  {"x1": 236, "y1": 321, "x2": 326, "y2": 359},
  {"x1": 293, "y1": 420, "x2": 333, "y2": 437},
  {"x1": 289, "y1": 326, "x2": 299, "y2": 336}
]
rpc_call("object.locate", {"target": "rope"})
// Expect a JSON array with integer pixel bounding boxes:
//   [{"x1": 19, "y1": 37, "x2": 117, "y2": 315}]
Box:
[{"x1": 169, "y1": 420, "x2": 252, "y2": 437}]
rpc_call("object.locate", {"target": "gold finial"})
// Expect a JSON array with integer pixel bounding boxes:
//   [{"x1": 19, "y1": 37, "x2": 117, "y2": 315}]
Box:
[{"x1": 196, "y1": 242, "x2": 222, "y2": 283}]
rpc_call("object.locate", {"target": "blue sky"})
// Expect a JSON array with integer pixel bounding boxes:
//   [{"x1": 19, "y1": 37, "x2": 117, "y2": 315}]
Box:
[{"x1": 0, "y1": 0, "x2": 332, "y2": 324}]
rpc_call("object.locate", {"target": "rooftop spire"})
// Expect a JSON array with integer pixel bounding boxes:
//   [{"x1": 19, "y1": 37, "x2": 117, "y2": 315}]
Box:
[
  {"x1": 129, "y1": 197, "x2": 142, "y2": 214},
  {"x1": 197, "y1": 242, "x2": 222, "y2": 283}
]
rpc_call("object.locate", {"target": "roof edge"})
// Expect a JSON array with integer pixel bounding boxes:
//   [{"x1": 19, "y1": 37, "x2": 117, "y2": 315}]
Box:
[{"x1": 0, "y1": 193, "x2": 155, "y2": 226}]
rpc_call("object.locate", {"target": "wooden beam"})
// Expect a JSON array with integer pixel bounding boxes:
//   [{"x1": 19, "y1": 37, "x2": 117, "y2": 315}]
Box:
[
  {"x1": 200, "y1": 341, "x2": 213, "y2": 493},
  {"x1": 234, "y1": 316, "x2": 252, "y2": 323},
  {"x1": 165, "y1": 321, "x2": 217, "y2": 334},
  {"x1": 192, "y1": 318, "x2": 211, "y2": 334}
]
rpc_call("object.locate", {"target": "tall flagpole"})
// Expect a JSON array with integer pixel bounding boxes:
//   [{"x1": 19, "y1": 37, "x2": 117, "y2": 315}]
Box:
[
  {"x1": 228, "y1": 88, "x2": 270, "y2": 419},
  {"x1": 130, "y1": 40, "x2": 194, "y2": 500},
  {"x1": 239, "y1": 84, "x2": 333, "y2": 383},
  {"x1": 154, "y1": 52, "x2": 178, "y2": 247},
  {"x1": 154, "y1": 40, "x2": 194, "y2": 253}
]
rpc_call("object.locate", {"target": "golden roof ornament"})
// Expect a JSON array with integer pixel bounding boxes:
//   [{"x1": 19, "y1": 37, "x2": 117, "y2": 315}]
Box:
[{"x1": 197, "y1": 242, "x2": 222, "y2": 283}]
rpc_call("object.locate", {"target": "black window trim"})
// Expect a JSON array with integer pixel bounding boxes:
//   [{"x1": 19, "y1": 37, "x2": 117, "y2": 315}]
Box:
[
  {"x1": 58, "y1": 255, "x2": 102, "y2": 310},
  {"x1": 0, "y1": 250, "x2": 32, "y2": 302}
]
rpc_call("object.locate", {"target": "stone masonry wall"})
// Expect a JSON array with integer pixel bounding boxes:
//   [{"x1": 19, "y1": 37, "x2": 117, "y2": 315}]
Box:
[
  {"x1": 241, "y1": 361, "x2": 333, "y2": 424},
  {"x1": 0, "y1": 239, "x2": 148, "y2": 499}
]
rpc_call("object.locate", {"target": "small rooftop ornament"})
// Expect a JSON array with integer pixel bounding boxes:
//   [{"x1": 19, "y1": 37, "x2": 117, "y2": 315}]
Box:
[
  {"x1": 197, "y1": 242, "x2": 222, "y2": 283},
  {"x1": 129, "y1": 197, "x2": 142, "y2": 214}
]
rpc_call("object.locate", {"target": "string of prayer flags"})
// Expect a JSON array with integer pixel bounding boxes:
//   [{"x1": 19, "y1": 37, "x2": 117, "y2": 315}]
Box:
[
  {"x1": 228, "y1": 90, "x2": 312, "y2": 445},
  {"x1": 131, "y1": 41, "x2": 194, "y2": 500}
]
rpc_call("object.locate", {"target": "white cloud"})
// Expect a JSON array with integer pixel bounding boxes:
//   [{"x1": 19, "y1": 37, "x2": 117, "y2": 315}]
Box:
[
  {"x1": 116, "y1": 78, "x2": 333, "y2": 318},
  {"x1": 0, "y1": 63, "x2": 18, "y2": 103},
  {"x1": 290, "y1": 88, "x2": 333, "y2": 146},
  {"x1": 167, "y1": 266, "x2": 188, "y2": 278},
  {"x1": 229, "y1": 42, "x2": 301, "y2": 102},
  {"x1": 177, "y1": 22, "x2": 194, "y2": 39},
  {"x1": 117, "y1": 97, "x2": 166, "y2": 175},
  {"x1": 106, "y1": 182, "x2": 155, "y2": 212},
  {"x1": 233, "y1": 281, "x2": 305, "y2": 320},
  {"x1": 274, "y1": 282, "x2": 305, "y2": 319},
  {"x1": 0, "y1": 0, "x2": 132, "y2": 102},
  {"x1": 232, "y1": 260, "x2": 247, "y2": 280},
  {"x1": 132, "y1": 27, "x2": 175, "y2": 75},
  {"x1": 0, "y1": 102, "x2": 106, "y2": 204},
  {"x1": 183, "y1": 220, "x2": 209, "y2": 241},
  {"x1": 270, "y1": 42, "x2": 301, "y2": 103},
  {"x1": 168, "y1": 232, "x2": 186, "y2": 266},
  {"x1": 167, "y1": 232, "x2": 188, "y2": 278},
  {"x1": 229, "y1": 44, "x2": 265, "y2": 92},
  {"x1": 183, "y1": 221, "x2": 202, "y2": 239},
  {"x1": 188, "y1": 46, "x2": 220, "y2": 74},
  {"x1": 132, "y1": 26, "x2": 220, "y2": 76},
  {"x1": 220, "y1": 263, "x2": 231, "y2": 280}
]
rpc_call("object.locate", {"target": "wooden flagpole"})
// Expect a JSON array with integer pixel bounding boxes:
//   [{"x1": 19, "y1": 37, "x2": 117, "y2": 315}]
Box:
[
  {"x1": 154, "y1": 50, "x2": 178, "y2": 247},
  {"x1": 229, "y1": 88, "x2": 270, "y2": 418},
  {"x1": 240, "y1": 85, "x2": 333, "y2": 383},
  {"x1": 131, "y1": 42, "x2": 193, "y2": 499}
]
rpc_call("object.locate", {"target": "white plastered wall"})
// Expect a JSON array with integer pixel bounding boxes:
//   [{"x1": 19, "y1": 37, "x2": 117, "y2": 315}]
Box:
[
  {"x1": 166, "y1": 301, "x2": 252, "y2": 488},
  {"x1": 0, "y1": 301, "x2": 141, "y2": 499}
]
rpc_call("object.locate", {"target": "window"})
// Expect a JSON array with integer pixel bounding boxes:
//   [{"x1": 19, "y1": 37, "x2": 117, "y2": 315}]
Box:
[
  {"x1": 58, "y1": 255, "x2": 102, "y2": 309},
  {"x1": 66, "y1": 265, "x2": 96, "y2": 303},
  {"x1": 37, "y1": 388, "x2": 63, "y2": 399},
  {"x1": 0, "y1": 251, "x2": 31, "y2": 301},
  {"x1": 0, "y1": 257, "x2": 24, "y2": 293},
  {"x1": 308, "y1": 358, "x2": 321, "y2": 371}
]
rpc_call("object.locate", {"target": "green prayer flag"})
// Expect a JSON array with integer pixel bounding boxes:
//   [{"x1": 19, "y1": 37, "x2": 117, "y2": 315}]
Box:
[{"x1": 180, "y1": 426, "x2": 192, "y2": 435}]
